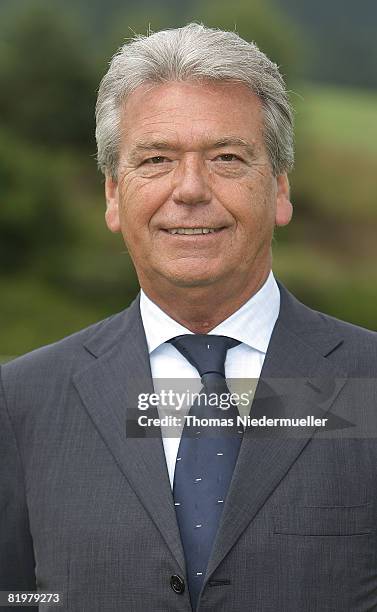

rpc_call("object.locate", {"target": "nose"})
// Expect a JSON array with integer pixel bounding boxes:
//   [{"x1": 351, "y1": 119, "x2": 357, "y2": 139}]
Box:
[{"x1": 171, "y1": 155, "x2": 211, "y2": 206}]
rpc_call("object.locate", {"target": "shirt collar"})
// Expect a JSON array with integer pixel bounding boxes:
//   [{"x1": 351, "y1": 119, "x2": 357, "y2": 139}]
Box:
[{"x1": 139, "y1": 270, "x2": 280, "y2": 355}]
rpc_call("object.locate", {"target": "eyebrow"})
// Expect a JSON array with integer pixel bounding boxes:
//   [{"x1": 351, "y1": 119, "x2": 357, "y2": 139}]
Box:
[
  {"x1": 210, "y1": 138, "x2": 256, "y2": 156},
  {"x1": 127, "y1": 137, "x2": 256, "y2": 161}
]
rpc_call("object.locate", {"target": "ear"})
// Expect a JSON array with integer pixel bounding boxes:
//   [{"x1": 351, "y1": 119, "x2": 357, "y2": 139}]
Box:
[
  {"x1": 105, "y1": 174, "x2": 121, "y2": 233},
  {"x1": 275, "y1": 174, "x2": 293, "y2": 227}
]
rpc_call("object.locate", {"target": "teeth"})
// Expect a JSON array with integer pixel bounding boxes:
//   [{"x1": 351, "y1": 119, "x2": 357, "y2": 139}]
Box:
[{"x1": 167, "y1": 228, "x2": 217, "y2": 235}]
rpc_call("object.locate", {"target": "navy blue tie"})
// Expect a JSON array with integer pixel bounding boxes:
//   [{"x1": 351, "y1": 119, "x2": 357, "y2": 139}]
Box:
[{"x1": 168, "y1": 334, "x2": 243, "y2": 610}]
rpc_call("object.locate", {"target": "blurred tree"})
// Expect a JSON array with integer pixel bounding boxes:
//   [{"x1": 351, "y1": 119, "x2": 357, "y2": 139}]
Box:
[
  {"x1": 0, "y1": 2, "x2": 96, "y2": 149},
  {"x1": 0, "y1": 128, "x2": 77, "y2": 273},
  {"x1": 99, "y1": 4, "x2": 177, "y2": 74}
]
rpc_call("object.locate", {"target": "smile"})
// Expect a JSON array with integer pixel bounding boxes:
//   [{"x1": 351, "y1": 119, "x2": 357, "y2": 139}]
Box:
[{"x1": 164, "y1": 228, "x2": 223, "y2": 235}]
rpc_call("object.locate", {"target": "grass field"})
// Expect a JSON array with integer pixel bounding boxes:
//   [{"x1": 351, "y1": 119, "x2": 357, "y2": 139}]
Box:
[
  {"x1": 293, "y1": 83, "x2": 377, "y2": 155},
  {"x1": 287, "y1": 83, "x2": 377, "y2": 220}
]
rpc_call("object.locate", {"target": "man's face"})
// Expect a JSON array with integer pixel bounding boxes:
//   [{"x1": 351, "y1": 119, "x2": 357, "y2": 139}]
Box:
[{"x1": 105, "y1": 80, "x2": 292, "y2": 292}]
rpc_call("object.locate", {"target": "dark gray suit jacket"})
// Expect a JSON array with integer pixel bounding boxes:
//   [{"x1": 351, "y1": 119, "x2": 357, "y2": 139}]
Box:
[{"x1": 1, "y1": 283, "x2": 377, "y2": 611}]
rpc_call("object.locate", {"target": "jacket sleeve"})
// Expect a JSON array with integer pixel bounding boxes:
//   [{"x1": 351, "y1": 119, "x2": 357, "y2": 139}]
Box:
[{"x1": 0, "y1": 365, "x2": 38, "y2": 611}]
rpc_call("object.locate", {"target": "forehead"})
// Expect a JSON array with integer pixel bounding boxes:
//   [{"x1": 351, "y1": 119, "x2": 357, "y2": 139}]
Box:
[{"x1": 119, "y1": 80, "x2": 264, "y2": 148}]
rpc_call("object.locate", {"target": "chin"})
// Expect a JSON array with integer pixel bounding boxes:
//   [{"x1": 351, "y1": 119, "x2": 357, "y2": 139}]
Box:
[
  {"x1": 145, "y1": 258, "x2": 233, "y2": 289},
  {"x1": 162, "y1": 268, "x2": 223, "y2": 289},
  {"x1": 170, "y1": 277, "x2": 215, "y2": 288}
]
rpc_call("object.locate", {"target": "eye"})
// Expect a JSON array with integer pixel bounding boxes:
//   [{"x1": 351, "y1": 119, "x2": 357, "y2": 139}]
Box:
[
  {"x1": 215, "y1": 153, "x2": 242, "y2": 162},
  {"x1": 143, "y1": 156, "x2": 170, "y2": 164}
]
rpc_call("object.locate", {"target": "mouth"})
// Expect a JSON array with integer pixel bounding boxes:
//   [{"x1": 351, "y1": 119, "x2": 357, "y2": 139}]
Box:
[{"x1": 162, "y1": 227, "x2": 226, "y2": 236}]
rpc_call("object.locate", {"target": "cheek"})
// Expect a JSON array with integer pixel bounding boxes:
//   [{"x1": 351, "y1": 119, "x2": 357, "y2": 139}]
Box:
[
  {"x1": 118, "y1": 180, "x2": 162, "y2": 233},
  {"x1": 217, "y1": 181, "x2": 265, "y2": 222},
  {"x1": 232, "y1": 184, "x2": 276, "y2": 238}
]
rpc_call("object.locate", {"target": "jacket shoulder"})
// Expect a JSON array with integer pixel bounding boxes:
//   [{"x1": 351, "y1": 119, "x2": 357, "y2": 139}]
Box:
[
  {"x1": 317, "y1": 311, "x2": 377, "y2": 372},
  {"x1": 278, "y1": 283, "x2": 377, "y2": 374}
]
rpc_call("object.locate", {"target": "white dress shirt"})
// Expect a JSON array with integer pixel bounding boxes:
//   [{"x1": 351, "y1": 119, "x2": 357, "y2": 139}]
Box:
[{"x1": 139, "y1": 271, "x2": 280, "y2": 487}]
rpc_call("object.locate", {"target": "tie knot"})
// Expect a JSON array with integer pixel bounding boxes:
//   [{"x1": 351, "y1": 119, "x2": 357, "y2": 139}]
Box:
[{"x1": 168, "y1": 334, "x2": 240, "y2": 377}]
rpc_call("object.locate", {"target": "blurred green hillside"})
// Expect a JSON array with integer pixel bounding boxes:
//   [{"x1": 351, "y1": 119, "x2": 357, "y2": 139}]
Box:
[{"x1": 0, "y1": 1, "x2": 376, "y2": 359}]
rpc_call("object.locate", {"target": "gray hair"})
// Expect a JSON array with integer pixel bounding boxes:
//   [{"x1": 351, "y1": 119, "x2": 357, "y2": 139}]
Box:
[{"x1": 96, "y1": 23, "x2": 294, "y2": 180}]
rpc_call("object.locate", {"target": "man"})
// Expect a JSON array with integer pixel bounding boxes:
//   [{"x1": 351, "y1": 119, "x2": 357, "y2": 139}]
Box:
[{"x1": 1, "y1": 23, "x2": 377, "y2": 612}]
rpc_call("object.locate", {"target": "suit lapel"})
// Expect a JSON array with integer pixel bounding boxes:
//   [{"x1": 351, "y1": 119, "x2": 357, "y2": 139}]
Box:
[
  {"x1": 205, "y1": 285, "x2": 348, "y2": 580},
  {"x1": 73, "y1": 297, "x2": 186, "y2": 573}
]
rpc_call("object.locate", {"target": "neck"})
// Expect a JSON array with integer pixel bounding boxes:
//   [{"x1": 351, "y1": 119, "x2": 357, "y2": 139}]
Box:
[{"x1": 140, "y1": 267, "x2": 271, "y2": 334}]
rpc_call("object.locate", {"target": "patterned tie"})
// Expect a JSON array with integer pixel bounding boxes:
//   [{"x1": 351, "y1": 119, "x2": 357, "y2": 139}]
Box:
[{"x1": 168, "y1": 334, "x2": 243, "y2": 610}]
